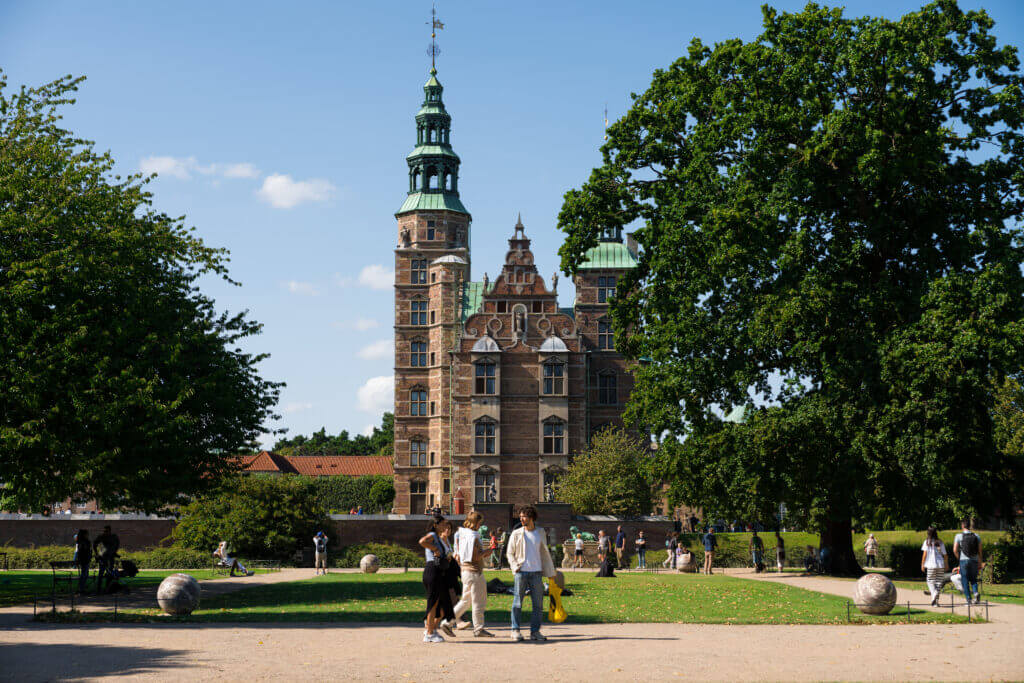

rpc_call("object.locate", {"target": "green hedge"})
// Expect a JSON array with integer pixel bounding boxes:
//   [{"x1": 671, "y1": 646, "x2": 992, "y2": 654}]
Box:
[
  {"x1": 1, "y1": 546, "x2": 212, "y2": 569},
  {"x1": 332, "y1": 543, "x2": 424, "y2": 569}
]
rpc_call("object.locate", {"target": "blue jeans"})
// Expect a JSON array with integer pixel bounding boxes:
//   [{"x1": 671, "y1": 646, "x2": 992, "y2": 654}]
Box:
[
  {"x1": 637, "y1": 550, "x2": 646, "y2": 568},
  {"x1": 959, "y1": 558, "x2": 980, "y2": 602},
  {"x1": 511, "y1": 571, "x2": 545, "y2": 634}
]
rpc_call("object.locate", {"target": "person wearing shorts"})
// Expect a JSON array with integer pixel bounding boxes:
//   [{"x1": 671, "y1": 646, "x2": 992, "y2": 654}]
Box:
[{"x1": 573, "y1": 534, "x2": 585, "y2": 568}]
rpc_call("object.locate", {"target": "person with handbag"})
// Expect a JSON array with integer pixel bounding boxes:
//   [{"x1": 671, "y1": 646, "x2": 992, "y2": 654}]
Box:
[
  {"x1": 448, "y1": 511, "x2": 494, "y2": 637},
  {"x1": 418, "y1": 517, "x2": 457, "y2": 643},
  {"x1": 506, "y1": 505, "x2": 558, "y2": 641}
]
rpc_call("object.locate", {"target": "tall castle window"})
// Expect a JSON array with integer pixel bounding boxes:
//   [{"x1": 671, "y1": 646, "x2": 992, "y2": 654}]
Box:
[
  {"x1": 598, "y1": 372, "x2": 618, "y2": 405},
  {"x1": 543, "y1": 362, "x2": 564, "y2": 395},
  {"x1": 475, "y1": 362, "x2": 496, "y2": 395},
  {"x1": 410, "y1": 389, "x2": 428, "y2": 416},
  {"x1": 474, "y1": 468, "x2": 496, "y2": 503},
  {"x1": 411, "y1": 259, "x2": 427, "y2": 284},
  {"x1": 597, "y1": 276, "x2": 616, "y2": 303},
  {"x1": 543, "y1": 420, "x2": 565, "y2": 454},
  {"x1": 410, "y1": 340, "x2": 427, "y2": 367},
  {"x1": 598, "y1": 320, "x2": 615, "y2": 350},
  {"x1": 410, "y1": 301, "x2": 427, "y2": 325},
  {"x1": 410, "y1": 440, "x2": 426, "y2": 467},
  {"x1": 475, "y1": 420, "x2": 496, "y2": 454}
]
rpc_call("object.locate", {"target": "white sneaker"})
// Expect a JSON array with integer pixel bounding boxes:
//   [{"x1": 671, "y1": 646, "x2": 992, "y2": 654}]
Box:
[
  {"x1": 511, "y1": 630, "x2": 524, "y2": 641},
  {"x1": 422, "y1": 631, "x2": 431, "y2": 643},
  {"x1": 429, "y1": 633, "x2": 445, "y2": 643},
  {"x1": 455, "y1": 620, "x2": 473, "y2": 630}
]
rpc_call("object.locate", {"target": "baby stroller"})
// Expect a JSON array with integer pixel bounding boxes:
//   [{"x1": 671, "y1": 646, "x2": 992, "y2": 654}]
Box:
[{"x1": 100, "y1": 557, "x2": 139, "y2": 594}]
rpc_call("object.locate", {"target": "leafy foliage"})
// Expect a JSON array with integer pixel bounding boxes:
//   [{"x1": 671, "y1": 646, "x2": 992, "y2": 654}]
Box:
[
  {"x1": 172, "y1": 475, "x2": 329, "y2": 560},
  {"x1": 333, "y1": 542, "x2": 423, "y2": 568},
  {"x1": 273, "y1": 413, "x2": 393, "y2": 457},
  {"x1": 311, "y1": 474, "x2": 395, "y2": 513},
  {"x1": 557, "y1": 2, "x2": 1024, "y2": 572},
  {"x1": 0, "y1": 74, "x2": 282, "y2": 512},
  {"x1": 555, "y1": 427, "x2": 655, "y2": 516},
  {"x1": 1, "y1": 545, "x2": 211, "y2": 569}
]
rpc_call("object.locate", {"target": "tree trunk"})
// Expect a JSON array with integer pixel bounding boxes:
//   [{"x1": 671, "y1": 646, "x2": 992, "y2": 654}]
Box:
[{"x1": 819, "y1": 517, "x2": 864, "y2": 577}]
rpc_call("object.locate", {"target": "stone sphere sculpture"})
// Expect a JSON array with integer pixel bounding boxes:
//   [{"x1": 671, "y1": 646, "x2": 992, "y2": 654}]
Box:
[
  {"x1": 359, "y1": 554, "x2": 380, "y2": 573},
  {"x1": 157, "y1": 573, "x2": 201, "y2": 616},
  {"x1": 853, "y1": 573, "x2": 897, "y2": 615}
]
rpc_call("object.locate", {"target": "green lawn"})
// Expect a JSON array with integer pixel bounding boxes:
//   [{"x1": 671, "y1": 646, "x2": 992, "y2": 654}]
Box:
[
  {"x1": 0, "y1": 569, "x2": 266, "y2": 608},
  {"x1": 53, "y1": 570, "x2": 974, "y2": 625}
]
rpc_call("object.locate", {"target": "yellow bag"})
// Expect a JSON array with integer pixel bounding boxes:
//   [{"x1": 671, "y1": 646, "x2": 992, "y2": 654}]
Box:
[{"x1": 547, "y1": 581, "x2": 567, "y2": 623}]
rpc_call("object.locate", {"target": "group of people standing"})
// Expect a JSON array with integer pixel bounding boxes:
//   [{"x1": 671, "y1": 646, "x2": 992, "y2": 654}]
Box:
[
  {"x1": 418, "y1": 506, "x2": 557, "y2": 643},
  {"x1": 73, "y1": 525, "x2": 120, "y2": 594}
]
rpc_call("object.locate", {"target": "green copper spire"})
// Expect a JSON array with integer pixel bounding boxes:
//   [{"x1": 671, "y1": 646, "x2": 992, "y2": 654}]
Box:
[{"x1": 397, "y1": 69, "x2": 469, "y2": 216}]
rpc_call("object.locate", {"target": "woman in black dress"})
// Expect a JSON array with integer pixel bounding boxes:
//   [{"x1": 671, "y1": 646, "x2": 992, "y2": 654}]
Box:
[{"x1": 418, "y1": 517, "x2": 456, "y2": 642}]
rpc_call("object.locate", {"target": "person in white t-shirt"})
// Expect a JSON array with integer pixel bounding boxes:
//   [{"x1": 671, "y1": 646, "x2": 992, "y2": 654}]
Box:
[
  {"x1": 574, "y1": 534, "x2": 585, "y2": 568},
  {"x1": 506, "y1": 505, "x2": 556, "y2": 641},
  {"x1": 920, "y1": 526, "x2": 948, "y2": 606},
  {"x1": 448, "y1": 511, "x2": 494, "y2": 637}
]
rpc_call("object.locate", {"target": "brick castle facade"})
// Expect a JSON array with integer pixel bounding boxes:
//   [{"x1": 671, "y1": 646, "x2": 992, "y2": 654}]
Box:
[{"x1": 392, "y1": 68, "x2": 638, "y2": 513}]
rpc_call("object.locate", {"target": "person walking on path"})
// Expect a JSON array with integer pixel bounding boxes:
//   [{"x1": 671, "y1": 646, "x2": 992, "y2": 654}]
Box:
[
  {"x1": 863, "y1": 534, "x2": 879, "y2": 568},
  {"x1": 418, "y1": 517, "x2": 457, "y2": 643},
  {"x1": 506, "y1": 505, "x2": 557, "y2": 641},
  {"x1": 920, "y1": 526, "x2": 948, "y2": 606},
  {"x1": 702, "y1": 528, "x2": 717, "y2": 575},
  {"x1": 635, "y1": 531, "x2": 647, "y2": 569},
  {"x1": 614, "y1": 526, "x2": 627, "y2": 569},
  {"x1": 488, "y1": 527, "x2": 501, "y2": 569},
  {"x1": 774, "y1": 531, "x2": 786, "y2": 572},
  {"x1": 953, "y1": 519, "x2": 984, "y2": 604},
  {"x1": 449, "y1": 511, "x2": 494, "y2": 637},
  {"x1": 573, "y1": 534, "x2": 585, "y2": 569},
  {"x1": 74, "y1": 529, "x2": 92, "y2": 594},
  {"x1": 750, "y1": 530, "x2": 765, "y2": 572},
  {"x1": 313, "y1": 531, "x2": 328, "y2": 575},
  {"x1": 663, "y1": 533, "x2": 678, "y2": 569}
]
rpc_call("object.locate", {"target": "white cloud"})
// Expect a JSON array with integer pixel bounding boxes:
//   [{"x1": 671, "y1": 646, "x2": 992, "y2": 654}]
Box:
[
  {"x1": 140, "y1": 155, "x2": 260, "y2": 180},
  {"x1": 258, "y1": 173, "x2": 335, "y2": 209},
  {"x1": 362, "y1": 423, "x2": 376, "y2": 437},
  {"x1": 140, "y1": 155, "x2": 194, "y2": 179},
  {"x1": 357, "y1": 339, "x2": 392, "y2": 360},
  {"x1": 282, "y1": 401, "x2": 313, "y2": 414},
  {"x1": 284, "y1": 280, "x2": 321, "y2": 296},
  {"x1": 354, "y1": 318, "x2": 379, "y2": 331},
  {"x1": 358, "y1": 264, "x2": 394, "y2": 290},
  {"x1": 357, "y1": 375, "x2": 393, "y2": 414}
]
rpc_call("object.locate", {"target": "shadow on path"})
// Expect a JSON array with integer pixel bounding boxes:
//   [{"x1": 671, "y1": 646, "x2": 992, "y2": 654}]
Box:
[{"x1": 0, "y1": 642, "x2": 189, "y2": 681}]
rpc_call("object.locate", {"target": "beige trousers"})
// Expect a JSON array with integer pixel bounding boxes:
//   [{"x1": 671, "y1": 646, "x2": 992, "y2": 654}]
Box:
[{"x1": 453, "y1": 569, "x2": 487, "y2": 632}]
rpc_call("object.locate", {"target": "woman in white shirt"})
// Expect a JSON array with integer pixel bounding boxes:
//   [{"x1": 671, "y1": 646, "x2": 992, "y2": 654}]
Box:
[
  {"x1": 574, "y1": 534, "x2": 585, "y2": 568},
  {"x1": 920, "y1": 526, "x2": 948, "y2": 606}
]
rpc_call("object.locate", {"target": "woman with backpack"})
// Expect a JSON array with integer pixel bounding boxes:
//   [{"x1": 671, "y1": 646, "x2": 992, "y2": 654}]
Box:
[
  {"x1": 920, "y1": 526, "x2": 948, "y2": 606},
  {"x1": 419, "y1": 517, "x2": 457, "y2": 643}
]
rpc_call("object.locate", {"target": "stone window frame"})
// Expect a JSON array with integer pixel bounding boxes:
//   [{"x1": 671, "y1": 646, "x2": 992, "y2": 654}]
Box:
[
  {"x1": 410, "y1": 299, "x2": 428, "y2": 326},
  {"x1": 597, "y1": 318, "x2": 615, "y2": 350},
  {"x1": 597, "y1": 371, "x2": 618, "y2": 406},
  {"x1": 410, "y1": 338, "x2": 427, "y2": 367},
  {"x1": 410, "y1": 258, "x2": 428, "y2": 284},
  {"x1": 597, "y1": 275, "x2": 617, "y2": 303},
  {"x1": 474, "y1": 360, "x2": 497, "y2": 395},
  {"x1": 542, "y1": 417, "x2": 566, "y2": 455},
  {"x1": 409, "y1": 438, "x2": 427, "y2": 467},
  {"x1": 474, "y1": 417, "x2": 497, "y2": 455},
  {"x1": 473, "y1": 465, "x2": 498, "y2": 503},
  {"x1": 542, "y1": 466, "x2": 566, "y2": 503},
  {"x1": 541, "y1": 359, "x2": 566, "y2": 396},
  {"x1": 409, "y1": 386, "x2": 428, "y2": 416}
]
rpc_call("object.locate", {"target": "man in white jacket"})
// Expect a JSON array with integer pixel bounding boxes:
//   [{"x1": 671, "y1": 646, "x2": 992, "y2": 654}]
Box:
[{"x1": 505, "y1": 505, "x2": 556, "y2": 641}]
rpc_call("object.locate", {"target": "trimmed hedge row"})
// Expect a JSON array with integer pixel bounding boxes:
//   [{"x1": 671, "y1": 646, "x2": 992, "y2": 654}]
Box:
[
  {"x1": 1, "y1": 546, "x2": 212, "y2": 569},
  {"x1": 331, "y1": 543, "x2": 424, "y2": 569}
]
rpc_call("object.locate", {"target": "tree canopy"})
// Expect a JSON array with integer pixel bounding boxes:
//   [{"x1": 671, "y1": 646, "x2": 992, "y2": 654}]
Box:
[
  {"x1": 0, "y1": 74, "x2": 282, "y2": 512},
  {"x1": 558, "y1": 2, "x2": 1024, "y2": 572},
  {"x1": 555, "y1": 427, "x2": 655, "y2": 516},
  {"x1": 272, "y1": 412, "x2": 394, "y2": 457}
]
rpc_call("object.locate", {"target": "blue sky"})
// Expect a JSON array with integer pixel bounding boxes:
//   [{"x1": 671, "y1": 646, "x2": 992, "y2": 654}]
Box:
[{"x1": 3, "y1": 1, "x2": 1022, "y2": 447}]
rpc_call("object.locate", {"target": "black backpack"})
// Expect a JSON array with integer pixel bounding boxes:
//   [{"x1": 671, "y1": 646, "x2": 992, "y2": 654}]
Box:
[{"x1": 960, "y1": 532, "x2": 980, "y2": 557}]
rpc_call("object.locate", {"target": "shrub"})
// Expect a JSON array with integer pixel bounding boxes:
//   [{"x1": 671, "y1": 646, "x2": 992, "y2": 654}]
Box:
[
  {"x1": 885, "y1": 544, "x2": 924, "y2": 577},
  {"x1": 333, "y1": 543, "x2": 423, "y2": 568},
  {"x1": 173, "y1": 475, "x2": 329, "y2": 560},
  {"x1": 0, "y1": 545, "x2": 211, "y2": 569},
  {"x1": 312, "y1": 475, "x2": 395, "y2": 514}
]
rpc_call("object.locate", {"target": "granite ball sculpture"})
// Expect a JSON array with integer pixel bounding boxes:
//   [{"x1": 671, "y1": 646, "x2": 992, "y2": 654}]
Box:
[
  {"x1": 156, "y1": 573, "x2": 201, "y2": 616},
  {"x1": 853, "y1": 573, "x2": 898, "y2": 615},
  {"x1": 360, "y1": 554, "x2": 380, "y2": 573}
]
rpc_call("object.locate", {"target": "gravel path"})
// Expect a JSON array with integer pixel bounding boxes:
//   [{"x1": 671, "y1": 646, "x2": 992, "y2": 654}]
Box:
[{"x1": 0, "y1": 568, "x2": 1020, "y2": 681}]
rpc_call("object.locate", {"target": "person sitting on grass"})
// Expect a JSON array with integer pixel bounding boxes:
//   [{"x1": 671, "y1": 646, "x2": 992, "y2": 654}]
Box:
[{"x1": 214, "y1": 541, "x2": 254, "y2": 577}]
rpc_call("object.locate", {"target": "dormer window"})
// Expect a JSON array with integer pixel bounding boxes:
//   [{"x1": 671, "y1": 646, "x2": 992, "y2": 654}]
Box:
[{"x1": 542, "y1": 362, "x2": 564, "y2": 395}]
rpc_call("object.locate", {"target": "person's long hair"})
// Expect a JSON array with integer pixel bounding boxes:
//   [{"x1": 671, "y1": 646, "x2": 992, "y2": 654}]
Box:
[{"x1": 925, "y1": 526, "x2": 942, "y2": 548}]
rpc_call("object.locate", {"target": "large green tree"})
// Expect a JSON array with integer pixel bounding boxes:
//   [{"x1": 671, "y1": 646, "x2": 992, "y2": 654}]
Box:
[
  {"x1": 555, "y1": 427, "x2": 655, "y2": 516},
  {"x1": 273, "y1": 412, "x2": 394, "y2": 457},
  {"x1": 558, "y1": 2, "x2": 1024, "y2": 573},
  {"x1": 0, "y1": 74, "x2": 282, "y2": 512}
]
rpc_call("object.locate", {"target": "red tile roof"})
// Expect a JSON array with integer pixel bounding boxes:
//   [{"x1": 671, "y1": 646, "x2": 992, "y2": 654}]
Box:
[{"x1": 239, "y1": 452, "x2": 393, "y2": 477}]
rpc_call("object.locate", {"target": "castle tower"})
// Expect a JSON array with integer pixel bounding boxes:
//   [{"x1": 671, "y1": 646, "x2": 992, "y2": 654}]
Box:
[{"x1": 393, "y1": 68, "x2": 471, "y2": 514}]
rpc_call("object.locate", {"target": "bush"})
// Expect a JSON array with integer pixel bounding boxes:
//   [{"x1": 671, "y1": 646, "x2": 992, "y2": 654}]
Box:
[
  {"x1": 173, "y1": 475, "x2": 329, "y2": 560},
  {"x1": 333, "y1": 543, "x2": 423, "y2": 568},
  {"x1": 312, "y1": 475, "x2": 395, "y2": 514},
  {"x1": 0, "y1": 545, "x2": 211, "y2": 569}
]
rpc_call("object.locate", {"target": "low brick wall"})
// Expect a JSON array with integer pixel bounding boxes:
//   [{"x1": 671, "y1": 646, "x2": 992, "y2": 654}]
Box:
[
  {"x1": 328, "y1": 514, "x2": 465, "y2": 553},
  {"x1": 0, "y1": 514, "x2": 176, "y2": 550}
]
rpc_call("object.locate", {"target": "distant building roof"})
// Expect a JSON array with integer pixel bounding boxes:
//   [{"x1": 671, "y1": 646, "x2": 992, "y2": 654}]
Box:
[
  {"x1": 239, "y1": 452, "x2": 393, "y2": 477},
  {"x1": 539, "y1": 336, "x2": 569, "y2": 352},
  {"x1": 578, "y1": 241, "x2": 638, "y2": 270},
  {"x1": 472, "y1": 335, "x2": 501, "y2": 353}
]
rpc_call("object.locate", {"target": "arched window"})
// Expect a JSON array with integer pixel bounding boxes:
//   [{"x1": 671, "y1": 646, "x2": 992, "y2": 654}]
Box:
[
  {"x1": 543, "y1": 419, "x2": 565, "y2": 454},
  {"x1": 542, "y1": 361, "x2": 565, "y2": 395},
  {"x1": 474, "y1": 419, "x2": 496, "y2": 454},
  {"x1": 475, "y1": 361, "x2": 496, "y2": 395},
  {"x1": 409, "y1": 388, "x2": 428, "y2": 416},
  {"x1": 409, "y1": 439, "x2": 427, "y2": 467}
]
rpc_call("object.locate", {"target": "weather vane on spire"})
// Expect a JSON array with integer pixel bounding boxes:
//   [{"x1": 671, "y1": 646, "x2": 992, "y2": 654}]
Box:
[{"x1": 428, "y1": 3, "x2": 444, "y2": 70}]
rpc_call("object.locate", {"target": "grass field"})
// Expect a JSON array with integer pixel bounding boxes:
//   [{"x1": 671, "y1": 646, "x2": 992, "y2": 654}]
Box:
[
  {"x1": 0, "y1": 569, "x2": 269, "y2": 608},
  {"x1": 52, "y1": 570, "x2": 975, "y2": 625},
  {"x1": 884, "y1": 576, "x2": 1024, "y2": 605}
]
